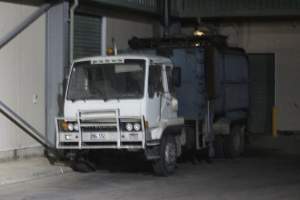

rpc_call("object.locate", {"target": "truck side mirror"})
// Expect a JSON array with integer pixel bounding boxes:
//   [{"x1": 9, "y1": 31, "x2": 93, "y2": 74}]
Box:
[{"x1": 173, "y1": 67, "x2": 181, "y2": 87}]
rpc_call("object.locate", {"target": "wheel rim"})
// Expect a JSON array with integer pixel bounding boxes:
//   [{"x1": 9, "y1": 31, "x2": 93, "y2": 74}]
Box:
[{"x1": 165, "y1": 141, "x2": 176, "y2": 166}]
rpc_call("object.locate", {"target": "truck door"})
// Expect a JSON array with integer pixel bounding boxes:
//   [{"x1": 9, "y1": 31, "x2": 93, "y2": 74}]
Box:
[
  {"x1": 161, "y1": 65, "x2": 178, "y2": 120},
  {"x1": 147, "y1": 65, "x2": 164, "y2": 127}
]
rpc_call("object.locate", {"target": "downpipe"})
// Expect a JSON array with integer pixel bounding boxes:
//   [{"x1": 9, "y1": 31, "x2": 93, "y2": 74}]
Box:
[
  {"x1": 69, "y1": 0, "x2": 79, "y2": 64},
  {"x1": 162, "y1": 0, "x2": 170, "y2": 37}
]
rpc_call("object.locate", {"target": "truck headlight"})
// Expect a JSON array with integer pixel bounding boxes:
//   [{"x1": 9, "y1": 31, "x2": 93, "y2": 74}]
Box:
[
  {"x1": 68, "y1": 123, "x2": 74, "y2": 131},
  {"x1": 74, "y1": 124, "x2": 79, "y2": 131},
  {"x1": 133, "y1": 123, "x2": 141, "y2": 131},
  {"x1": 125, "y1": 123, "x2": 133, "y2": 131}
]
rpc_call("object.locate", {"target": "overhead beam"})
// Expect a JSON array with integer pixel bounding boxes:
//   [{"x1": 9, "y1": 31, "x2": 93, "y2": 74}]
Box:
[{"x1": 0, "y1": 0, "x2": 47, "y2": 6}]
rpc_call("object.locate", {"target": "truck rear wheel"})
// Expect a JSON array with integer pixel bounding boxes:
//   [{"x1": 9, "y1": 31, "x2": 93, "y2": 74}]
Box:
[
  {"x1": 224, "y1": 125, "x2": 245, "y2": 158},
  {"x1": 152, "y1": 134, "x2": 177, "y2": 176}
]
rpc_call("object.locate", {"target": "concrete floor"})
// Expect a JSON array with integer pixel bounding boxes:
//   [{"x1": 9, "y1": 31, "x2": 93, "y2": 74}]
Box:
[{"x1": 0, "y1": 153, "x2": 300, "y2": 200}]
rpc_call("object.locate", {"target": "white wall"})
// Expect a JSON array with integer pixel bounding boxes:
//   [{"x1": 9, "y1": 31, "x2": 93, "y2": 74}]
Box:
[
  {"x1": 0, "y1": 11, "x2": 154, "y2": 152},
  {"x1": 0, "y1": 2, "x2": 45, "y2": 152},
  {"x1": 218, "y1": 21, "x2": 300, "y2": 131},
  {"x1": 106, "y1": 17, "x2": 155, "y2": 50}
]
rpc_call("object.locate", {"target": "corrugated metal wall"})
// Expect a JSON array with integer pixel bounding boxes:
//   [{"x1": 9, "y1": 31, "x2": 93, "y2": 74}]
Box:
[
  {"x1": 74, "y1": 14, "x2": 102, "y2": 59},
  {"x1": 90, "y1": 0, "x2": 159, "y2": 13},
  {"x1": 178, "y1": 0, "x2": 300, "y2": 18},
  {"x1": 247, "y1": 54, "x2": 275, "y2": 134},
  {"x1": 82, "y1": 0, "x2": 300, "y2": 20}
]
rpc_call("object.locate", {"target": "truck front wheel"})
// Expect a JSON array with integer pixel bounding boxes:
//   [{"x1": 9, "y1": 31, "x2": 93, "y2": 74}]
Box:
[
  {"x1": 70, "y1": 151, "x2": 96, "y2": 173},
  {"x1": 152, "y1": 134, "x2": 177, "y2": 176}
]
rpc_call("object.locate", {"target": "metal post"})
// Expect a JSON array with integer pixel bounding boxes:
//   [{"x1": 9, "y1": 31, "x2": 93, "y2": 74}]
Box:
[
  {"x1": 196, "y1": 120, "x2": 200, "y2": 149},
  {"x1": 101, "y1": 16, "x2": 107, "y2": 56},
  {"x1": 0, "y1": 3, "x2": 53, "y2": 50},
  {"x1": 46, "y1": 1, "x2": 70, "y2": 148},
  {"x1": 206, "y1": 100, "x2": 215, "y2": 157}
]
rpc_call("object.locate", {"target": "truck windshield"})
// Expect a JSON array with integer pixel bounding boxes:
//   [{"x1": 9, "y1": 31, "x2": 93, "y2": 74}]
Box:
[{"x1": 67, "y1": 59, "x2": 145, "y2": 101}]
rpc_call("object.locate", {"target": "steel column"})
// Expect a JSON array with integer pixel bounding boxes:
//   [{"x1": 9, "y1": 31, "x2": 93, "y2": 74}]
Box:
[{"x1": 46, "y1": 1, "x2": 70, "y2": 147}]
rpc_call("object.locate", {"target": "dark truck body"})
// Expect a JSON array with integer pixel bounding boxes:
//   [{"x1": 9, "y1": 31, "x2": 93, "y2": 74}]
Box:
[
  {"x1": 170, "y1": 47, "x2": 248, "y2": 121},
  {"x1": 128, "y1": 36, "x2": 249, "y2": 156},
  {"x1": 129, "y1": 36, "x2": 249, "y2": 123}
]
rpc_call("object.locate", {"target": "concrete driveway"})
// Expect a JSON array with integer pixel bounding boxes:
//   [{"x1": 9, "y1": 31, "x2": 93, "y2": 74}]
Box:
[{"x1": 0, "y1": 153, "x2": 299, "y2": 200}]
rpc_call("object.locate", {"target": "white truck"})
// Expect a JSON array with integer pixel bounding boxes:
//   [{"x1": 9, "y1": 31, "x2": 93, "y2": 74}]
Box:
[{"x1": 56, "y1": 42, "x2": 249, "y2": 176}]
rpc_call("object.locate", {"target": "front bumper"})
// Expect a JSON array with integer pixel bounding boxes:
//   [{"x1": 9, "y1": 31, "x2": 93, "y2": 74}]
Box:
[{"x1": 56, "y1": 109, "x2": 145, "y2": 149}]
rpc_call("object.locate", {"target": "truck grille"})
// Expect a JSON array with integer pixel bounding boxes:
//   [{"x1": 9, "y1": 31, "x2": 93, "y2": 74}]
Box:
[{"x1": 81, "y1": 126, "x2": 117, "y2": 132}]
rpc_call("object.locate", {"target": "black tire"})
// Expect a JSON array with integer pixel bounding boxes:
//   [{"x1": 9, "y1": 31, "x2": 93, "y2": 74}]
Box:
[
  {"x1": 214, "y1": 135, "x2": 225, "y2": 158},
  {"x1": 152, "y1": 134, "x2": 177, "y2": 176},
  {"x1": 70, "y1": 151, "x2": 96, "y2": 173},
  {"x1": 224, "y1": 125, "x2": 245, "y2": 158},
  {"x1": 71, "y1": 160, "x2": 95, "y2": 173}
]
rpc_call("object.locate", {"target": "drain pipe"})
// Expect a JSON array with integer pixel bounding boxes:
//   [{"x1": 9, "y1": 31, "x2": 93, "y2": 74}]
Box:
[
  {"x1": 0, "y1": 3, "x2": 53, "y2": 50},
  {"x1": 163, "y1": 0, "x2": 170, "y2": 37},
  {"x1": 70, "y1": 0, "x2": 79, "y2": 64}
]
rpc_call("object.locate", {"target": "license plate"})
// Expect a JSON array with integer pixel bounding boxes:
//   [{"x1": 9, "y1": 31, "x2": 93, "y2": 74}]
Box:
[
  {"x1": 99, "y1": 133, "x2": 106, "y2": 139},
  {"x1": 90, "y1": 133, "x2": 105, "y2": 140}
]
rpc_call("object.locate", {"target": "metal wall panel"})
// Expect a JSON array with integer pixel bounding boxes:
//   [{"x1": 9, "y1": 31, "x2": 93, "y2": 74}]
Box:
[
  {"x1": 178, "y1": 0, "x2": 300, "y2": 18},
  {"x1": 89, "y1": 0, "x2": 159, "y2": 14},
  {"x1": 74, "y1": 15, "x2": 102, "y2": 59}
]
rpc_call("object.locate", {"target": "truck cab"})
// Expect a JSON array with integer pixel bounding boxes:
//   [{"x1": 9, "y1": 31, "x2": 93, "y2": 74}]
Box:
[{"x1": 56, "y1": 55, "x2": 184, "y2": 175}]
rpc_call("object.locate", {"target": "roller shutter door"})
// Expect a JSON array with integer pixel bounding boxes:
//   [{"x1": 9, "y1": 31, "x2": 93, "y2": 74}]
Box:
[
  {"x1": 74, "y1": 15, "x2": 102, "y2": 59},
  {"x1": 247, "y1": 54, "x2": 275, "y2": 134}
]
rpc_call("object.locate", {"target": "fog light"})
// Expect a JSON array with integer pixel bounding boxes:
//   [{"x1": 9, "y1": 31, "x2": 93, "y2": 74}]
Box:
[
  {"x1": 126, "y1": 123, "x2": 133, "y2": 131},
  {"x1": 65, "y1": 135, "x2": 71, "y2": 140},
  {"x1": 133, "y1": 123, "x2": 141, "y2": 131}
]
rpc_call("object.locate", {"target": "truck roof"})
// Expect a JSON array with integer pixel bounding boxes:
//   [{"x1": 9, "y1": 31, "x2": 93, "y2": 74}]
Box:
[{"x1": 73, "y1": 54, "x2": 172, "y2": 65}]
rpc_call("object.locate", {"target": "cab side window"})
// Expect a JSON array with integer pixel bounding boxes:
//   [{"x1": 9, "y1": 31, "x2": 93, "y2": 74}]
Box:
[
  {"x1": 166, "y1": 66, "x2": 175, "y2": 95},
  {"x1": 148, "y1": 65, "x2": 163, "y2": 98}
]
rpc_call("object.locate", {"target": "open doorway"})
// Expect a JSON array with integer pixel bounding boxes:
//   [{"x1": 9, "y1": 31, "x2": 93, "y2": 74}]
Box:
[{"x1": 247, "y1": 54, "x2": 275, "y2": 134}]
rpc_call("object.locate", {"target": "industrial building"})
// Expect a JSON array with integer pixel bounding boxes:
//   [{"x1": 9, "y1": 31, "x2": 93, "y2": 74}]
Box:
[{"x1": 0, "y1": 0, "x2": 299, "y2": 199}]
